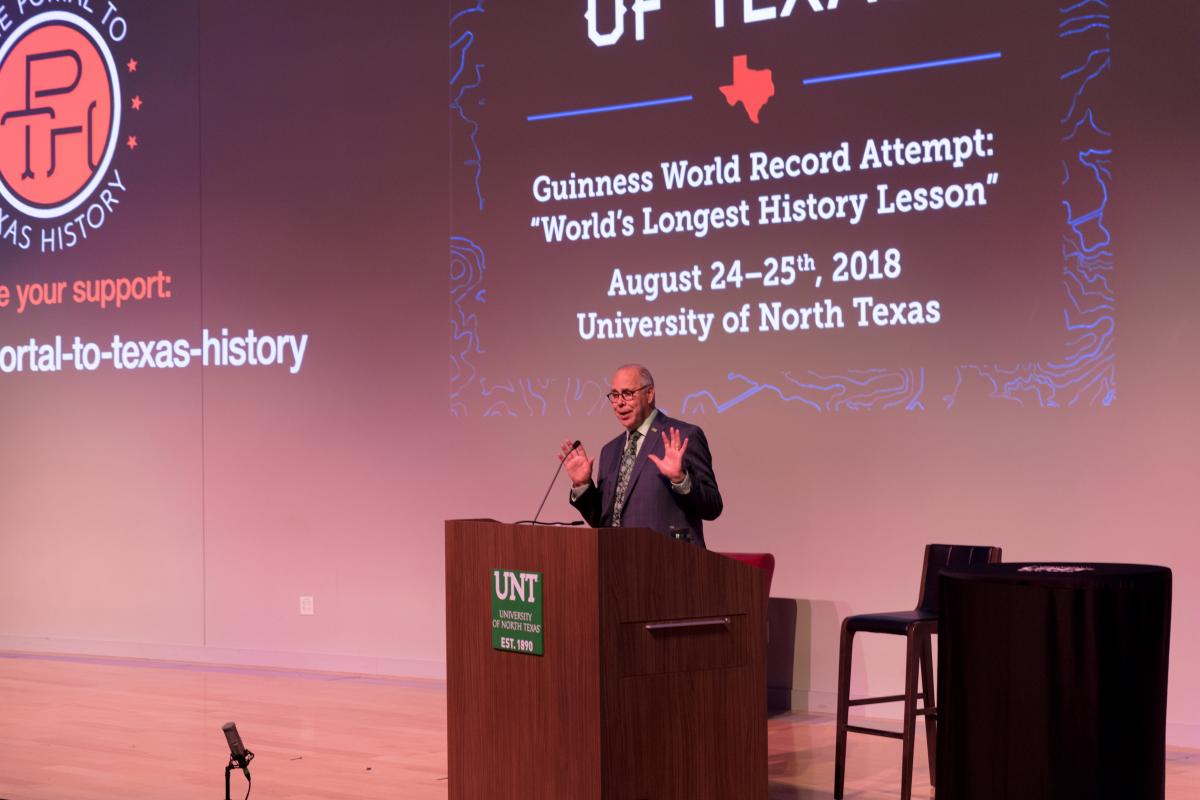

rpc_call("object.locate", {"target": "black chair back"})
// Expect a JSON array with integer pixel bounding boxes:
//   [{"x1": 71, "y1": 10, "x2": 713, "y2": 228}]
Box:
[{"x1": 916, "y1": 544, "x2": 1002, "y2": 613}]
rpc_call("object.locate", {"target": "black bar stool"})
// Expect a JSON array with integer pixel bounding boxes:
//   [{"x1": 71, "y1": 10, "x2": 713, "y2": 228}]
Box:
[{"x1": 833, "y1": 544, "x2": 1002, "y2": 800}]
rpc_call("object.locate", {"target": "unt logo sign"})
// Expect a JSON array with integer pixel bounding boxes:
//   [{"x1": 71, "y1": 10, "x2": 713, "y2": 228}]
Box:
[
  {"x1": 491, "y1": 569, "x2": 543, "y2": 656},
  {"x1": 493, "y1": 570, "x2": 539, "y2": 602}
]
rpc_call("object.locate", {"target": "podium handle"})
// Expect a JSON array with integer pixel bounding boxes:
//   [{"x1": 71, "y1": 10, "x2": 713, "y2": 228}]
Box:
[{"x1": 645, "y1": 616, "x2": 731, "y2": 631}]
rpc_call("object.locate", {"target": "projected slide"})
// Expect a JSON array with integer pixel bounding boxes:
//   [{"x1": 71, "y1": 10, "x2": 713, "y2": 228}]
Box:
[
  {"x1": 450, "y1": 0, "x2": 1114, "y2": 415},
  {"x1": 0, "y1": 1, "x2": 308, "y2": 378}
]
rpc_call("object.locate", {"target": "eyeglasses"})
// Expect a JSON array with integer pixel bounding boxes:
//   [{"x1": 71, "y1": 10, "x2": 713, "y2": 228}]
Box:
[{"x1": 605, "y1": 385, "x2": 651, "y2": 403}]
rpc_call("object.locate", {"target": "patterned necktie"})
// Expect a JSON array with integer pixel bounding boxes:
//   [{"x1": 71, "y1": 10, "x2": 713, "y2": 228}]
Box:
[{"x1": 612, "y1": 431, "x2": 641, "y2": 527}]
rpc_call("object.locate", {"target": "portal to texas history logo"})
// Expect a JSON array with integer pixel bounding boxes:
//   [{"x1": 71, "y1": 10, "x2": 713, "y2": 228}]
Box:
[{"x1": 0, "y1": 6, "x2": 137, "y2": 254}]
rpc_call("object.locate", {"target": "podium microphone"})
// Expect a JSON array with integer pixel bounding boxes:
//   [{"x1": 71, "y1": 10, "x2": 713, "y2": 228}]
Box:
[{"x1": 531, "y1": 440, "x2": 580, "y2": 525}]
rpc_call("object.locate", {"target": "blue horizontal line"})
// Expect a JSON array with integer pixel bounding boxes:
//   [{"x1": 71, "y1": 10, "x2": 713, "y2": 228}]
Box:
[
  {"x1": 528, "y1": 94, "x2": 693, "y2": 122},
  {"x1": 803, "y1": 51, "x2": 1002, "y2": 85}
]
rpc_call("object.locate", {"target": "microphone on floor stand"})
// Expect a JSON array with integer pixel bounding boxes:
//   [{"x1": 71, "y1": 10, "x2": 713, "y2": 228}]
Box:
[{"x1": 222, "y1": 722, "x2": 254, "y2": 799}]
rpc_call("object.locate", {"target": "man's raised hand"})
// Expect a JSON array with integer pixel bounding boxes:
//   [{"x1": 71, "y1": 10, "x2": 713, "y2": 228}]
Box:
[
  {"x1": 560, "y1": 439, "x2": 593, "y2": 487},
  {"x1": 647, "y1": 426, "x2": 689, "y2": 483}
]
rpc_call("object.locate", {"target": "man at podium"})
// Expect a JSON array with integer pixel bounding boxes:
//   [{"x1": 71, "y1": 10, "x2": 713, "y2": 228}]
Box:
[{"x1": 561, "y1": 364, "x2": 723, "y2": 546}]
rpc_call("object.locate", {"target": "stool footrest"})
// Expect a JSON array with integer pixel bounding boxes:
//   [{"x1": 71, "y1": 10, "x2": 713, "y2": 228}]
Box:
[
  {"x1": 848, "y1": 692, "x2": 928, "y2": 707},
  {"x1": 845, "y1": 724, "x2": 905, "y2": 740}
]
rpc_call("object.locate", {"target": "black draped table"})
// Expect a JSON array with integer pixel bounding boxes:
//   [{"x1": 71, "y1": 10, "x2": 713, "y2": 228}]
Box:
[{"x1": 937, "y1": 563, "x2": 1172, "y2": 800}]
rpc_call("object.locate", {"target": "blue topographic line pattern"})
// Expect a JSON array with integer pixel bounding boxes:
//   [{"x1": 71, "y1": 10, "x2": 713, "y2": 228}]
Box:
[
  {"x1": 470, "y1": 376, "x2": 612, "y2": 418},
  {"x1": 449, "y1": 3, "x2": 489, "y2": 417},
  {"x1": 680, "y1": 369, "x2": 925, "y2": 415},
  {"x1": 450, "y1": 0, "x2": 485, "y2": 212},
  {"x1": 448, "y1": 3, "x2": 607, "y2": 417},
  {"x1": 450, "y1": 236, "x2": 486, "y2": 417},
  {"x1": 451, "y1": 240, "x2": 607, "y2": 417},
  {"x1": 944, "y1": 0, "x2": 1113, "y2": 408}
]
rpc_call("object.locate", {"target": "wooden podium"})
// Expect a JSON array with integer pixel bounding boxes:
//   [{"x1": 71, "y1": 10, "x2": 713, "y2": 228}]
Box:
[{"x1": 445, "y1": 519, "x2": 767, "y2": 800}]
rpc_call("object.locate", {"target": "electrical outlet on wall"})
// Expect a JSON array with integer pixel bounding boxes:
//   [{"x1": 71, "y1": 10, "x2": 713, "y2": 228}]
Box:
[{"x1": 299, "y1": 595, "x2": 314, "y2": 615}]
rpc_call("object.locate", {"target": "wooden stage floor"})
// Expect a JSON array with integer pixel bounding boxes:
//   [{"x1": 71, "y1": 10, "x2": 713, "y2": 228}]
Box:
[{"x1": 1, "y1": 652, "x2": 1196, "y2": 799}]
